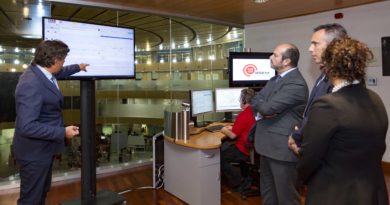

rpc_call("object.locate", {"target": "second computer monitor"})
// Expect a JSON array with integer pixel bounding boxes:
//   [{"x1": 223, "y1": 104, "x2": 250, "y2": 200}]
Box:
[
  {"x1": 190, "y1": 89, "x2": 214, "y2": 117},
  {"x1": 215, "y1": 87, "x2": 246, "y2": 112}
]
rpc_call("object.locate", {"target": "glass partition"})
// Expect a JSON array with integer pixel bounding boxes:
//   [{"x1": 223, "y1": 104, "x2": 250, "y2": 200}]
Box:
[{"x1": 0, "y1": 1, "x2": 243, "y2": 187}]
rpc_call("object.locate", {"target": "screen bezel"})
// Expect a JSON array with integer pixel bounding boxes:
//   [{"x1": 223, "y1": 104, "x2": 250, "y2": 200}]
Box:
[
  {"x1": 189, "y1": 89, "x2": 214, "y2": 117},
  {"x1": 42, "y1": 17, "x2": 135, "y2": 80},
  {"x1": 228, "y1": 52, "x2": 275, "y2": 88},
  {"x1": 215, "y1": 87, "x2": 247, "y2": 112}
]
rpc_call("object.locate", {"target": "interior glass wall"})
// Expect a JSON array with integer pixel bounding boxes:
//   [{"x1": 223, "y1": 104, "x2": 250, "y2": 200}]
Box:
[{"x1": 0, "y1": 1, "x2": 243, "y2": 188}]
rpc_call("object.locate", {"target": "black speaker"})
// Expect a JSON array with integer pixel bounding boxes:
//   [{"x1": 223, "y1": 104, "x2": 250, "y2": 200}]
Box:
[{"x1": 382, "y1": 37, "x2": 390, "y2": 76}]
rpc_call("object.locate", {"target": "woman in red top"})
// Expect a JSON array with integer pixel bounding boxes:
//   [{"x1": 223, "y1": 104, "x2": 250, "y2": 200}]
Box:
[{"x1": 220, "y1": 88, "x2": 256, "y2": 192}]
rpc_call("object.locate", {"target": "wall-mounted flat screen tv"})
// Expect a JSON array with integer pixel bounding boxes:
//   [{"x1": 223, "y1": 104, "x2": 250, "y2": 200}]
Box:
[
  {"x1": 229, "y1": 52, "x2": 275, "y2": 88},
  {"x1": 43, "y1": 17, "x2": 135, "y2": 79}
]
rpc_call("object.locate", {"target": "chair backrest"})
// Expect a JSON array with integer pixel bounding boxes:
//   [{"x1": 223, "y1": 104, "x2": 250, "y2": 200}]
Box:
[
  {"x1": 128, "y1": 134, "x2": 145, "y2": 146},
  {"x1": 247, "y1": 124, "x2": 256, "y2": 143}
]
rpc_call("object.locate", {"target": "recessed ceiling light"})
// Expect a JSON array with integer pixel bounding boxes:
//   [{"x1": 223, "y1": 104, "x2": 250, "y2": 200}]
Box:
[
  {"x1": 23, "y1": 6, "x2": 29, "y2": 18},
  {"x1": 22, "y1": 35, "x2": 40, "y2": 39},
  {"x1": 254, "y1": 0, "x2": 269, "y2": 3}
]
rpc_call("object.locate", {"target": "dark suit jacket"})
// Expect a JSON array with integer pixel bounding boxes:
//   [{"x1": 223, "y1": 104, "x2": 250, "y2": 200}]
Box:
[
  {"x1": 292, "y1": 73, "x2": 332, "y2": 145},
  {"x1": 13, "y1": 64, "x2": 80, "y2": 161},
  {"x1": 251, "y1": 68, "x2": 308, "y2": 162},
  {"x1": 297, "y1": 83, "x2": 389, "y2": 205}
]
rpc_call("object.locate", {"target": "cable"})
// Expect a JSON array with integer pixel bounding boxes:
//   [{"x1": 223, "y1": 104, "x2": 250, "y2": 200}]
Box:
[
  {"x1": 154, "y1": 164, "x2": 164, "y2": 189},
  {"x1": 117, "y1": 186, "x2": 154, "y2": 195},
  {"x1": 117, "y1": 164, "x2": 164, "y2": 195}
]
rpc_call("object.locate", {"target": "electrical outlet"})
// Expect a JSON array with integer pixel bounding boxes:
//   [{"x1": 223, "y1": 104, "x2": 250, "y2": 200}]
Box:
[{"x1": 367, "y1": 77, "x2": 377, "y2": 86}]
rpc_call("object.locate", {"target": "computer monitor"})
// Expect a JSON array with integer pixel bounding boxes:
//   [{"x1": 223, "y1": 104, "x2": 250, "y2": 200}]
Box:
[
  {"x1": 43, "y1": 17, "x2": 135, "y2": 80},
  {"x1": 229, "y1": 52, "x2": 276, "y2": 88},
  {"x1": 215, "y1": 87, "x2": 246, "y2": 112},
  {"x1": 189, "y1": 89, "x2": 214, "y2": 117}
]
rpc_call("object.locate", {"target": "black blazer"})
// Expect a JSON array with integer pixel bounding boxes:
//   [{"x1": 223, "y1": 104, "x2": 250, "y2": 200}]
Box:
[
  {"x1": 13, "y1": 64, "x2": 80, "y2": 161},
  {"x1": 297, "y1": 83, "x2": 389, "y2": 205},
  {"x1": 292, "y1": 73, "x2": 332, "y2": 146}
]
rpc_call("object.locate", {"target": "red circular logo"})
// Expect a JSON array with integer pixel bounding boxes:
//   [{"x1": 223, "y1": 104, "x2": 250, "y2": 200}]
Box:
[{"x1": 243, "y1": 64, "x2": 257, "y2": 77}]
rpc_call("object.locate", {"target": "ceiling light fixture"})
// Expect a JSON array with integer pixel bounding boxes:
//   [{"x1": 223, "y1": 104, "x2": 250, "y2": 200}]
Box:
[
  {"x1": 37, "y1": 3, "x2": 45, "y2": 16},
  {"x1": 254, "y1": 0, "x2": 269, "y2": 3},
  {"x1": 23, "y1": 6, "x2": 29, "y2": 18}
]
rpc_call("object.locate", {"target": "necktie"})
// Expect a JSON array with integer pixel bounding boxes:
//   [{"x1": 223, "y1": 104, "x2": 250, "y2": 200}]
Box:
[
  {"x1": 303, "y1": 74, "x2": 326, "y2": 117},
  {"x1": 315, "y1": 75, "x2": 325, "y2": 87},
  {"x1": 275, "y1": 75, "x2": 282, "y2": 82},
  {"x1": 51, "y1": 77, "x2": 59, "y2": 90}
]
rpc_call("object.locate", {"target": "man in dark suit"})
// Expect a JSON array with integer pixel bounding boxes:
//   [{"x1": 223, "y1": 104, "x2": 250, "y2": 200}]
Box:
[
  {"x1": 288, "y1": 23, "x2": 348, "y2": 153},
  {"x1": 13, "y1": 40, "x2": 88, "y2": 205},
  {"x1": 251, "y1": 43, "x2": 308, "y2": 205},
  {"x1": 297, "y1": 37, "x2": 388, "y2": 205}
]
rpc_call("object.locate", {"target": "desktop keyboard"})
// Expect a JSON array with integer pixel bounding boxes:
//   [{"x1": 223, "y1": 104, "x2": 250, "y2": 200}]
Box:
[{"x1": 205, "y1": 125, "x2": 224, "y2": 132}]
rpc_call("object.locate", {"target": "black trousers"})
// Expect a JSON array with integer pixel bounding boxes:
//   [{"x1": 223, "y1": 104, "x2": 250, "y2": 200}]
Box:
[
  {"x1": 220, "y1": 141, "x2": 250, "y2": 187},
  {"x1": 17, "y1": 158, "x2": 53, "y2": 205}
]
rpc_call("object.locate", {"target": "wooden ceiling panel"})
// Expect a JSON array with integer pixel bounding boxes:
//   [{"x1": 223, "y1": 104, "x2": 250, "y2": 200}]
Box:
[
  {"x1": 118, "y1": 14, "x2": 147, "y2": 25},
  {"x1": 87, "y1": 9, "x2": 119, "y2": 23},
  {"x1": 71, "y1": 7, "x2": 107, "y2": 20},
  {"x1": 48, "y1": 0, "x2": 383, "y2": 26},
  {"x1": 51, "y1": 4, "x2": 80, "y2": 18},
  {"x1": 1, "y1": 0, "x2": 383, "y2": 49}
]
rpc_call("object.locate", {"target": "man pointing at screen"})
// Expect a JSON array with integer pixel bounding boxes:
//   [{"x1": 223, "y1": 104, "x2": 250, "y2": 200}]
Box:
[{"x1": 13, "y1": 40, "x2": 88, "y2": 205}]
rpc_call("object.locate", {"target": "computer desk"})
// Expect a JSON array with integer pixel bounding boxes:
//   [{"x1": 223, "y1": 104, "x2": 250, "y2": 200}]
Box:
[{"x1": 164, "y1": 123, "x2": 230, "y2": 205}]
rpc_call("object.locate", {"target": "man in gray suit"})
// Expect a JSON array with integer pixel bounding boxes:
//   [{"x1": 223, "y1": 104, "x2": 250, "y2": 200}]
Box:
[{"x1": 251, "y1": 43, "x2": 308, "y2": 205}]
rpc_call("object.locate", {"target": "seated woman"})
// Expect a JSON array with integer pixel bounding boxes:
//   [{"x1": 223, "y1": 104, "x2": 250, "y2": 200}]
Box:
[
  {"x1": 297, "y1": 37, "x2": 389, "y2": 205},
  {"x1": 220, "y1": 88, "x2": 256, "y2": 192}
]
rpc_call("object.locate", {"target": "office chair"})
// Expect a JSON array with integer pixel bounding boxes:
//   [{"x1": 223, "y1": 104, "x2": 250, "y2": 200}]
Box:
[{"x1": 239, "y1": 144, "x2": 260, "y2": 200}]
